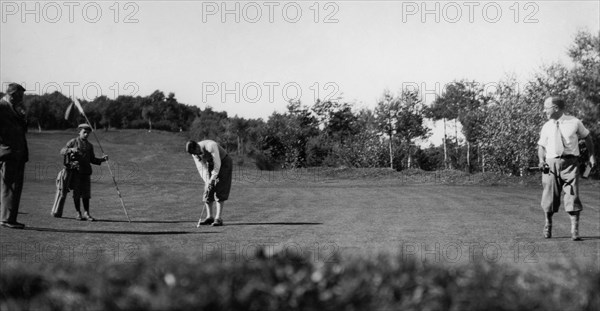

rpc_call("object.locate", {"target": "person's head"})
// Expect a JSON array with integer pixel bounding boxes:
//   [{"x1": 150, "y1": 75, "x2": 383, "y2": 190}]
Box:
[
  {"x1": 543, "y1": 97, "x2": 565, "y2": 120},
  {"x1": 185, "y1": 140, "x2": 202, "y2": 156},
  {"x1": 77, "y1": 124, "x2": 92, "y2": 140},
  {"x1": 5, "y1": 83, "x2": 26, "y2": 105}
]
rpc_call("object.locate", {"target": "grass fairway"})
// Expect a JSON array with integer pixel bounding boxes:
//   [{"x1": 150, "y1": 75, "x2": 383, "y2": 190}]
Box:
[
  {"x1": 1, "y1": 129, "x2": 598, "y2": 270},
  {"x1": 1, "y1": 130, "x2": 600, "y2": 310}
]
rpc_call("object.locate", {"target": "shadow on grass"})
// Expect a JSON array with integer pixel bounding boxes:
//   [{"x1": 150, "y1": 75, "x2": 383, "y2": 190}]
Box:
[
  {"x1": 549, "y1": 236, "x2": 600, "y2": 241},
  {"x1": 55, "y1": 217, "x2": 195, "y2": 224},
  {"x1": 95, "y1": 219, "x2": 196, "y2": 224},
  {"x1": 226, "y1": 222, "x2": 323, "y2": 226},
  {"x1": 23, "y1": 226, "x2": 214, "y2": 235}
]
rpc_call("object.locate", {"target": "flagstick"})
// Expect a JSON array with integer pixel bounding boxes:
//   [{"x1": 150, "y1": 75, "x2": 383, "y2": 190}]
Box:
[{"x1": 75, "y1": 101, "x2": 131, "y2": 223}]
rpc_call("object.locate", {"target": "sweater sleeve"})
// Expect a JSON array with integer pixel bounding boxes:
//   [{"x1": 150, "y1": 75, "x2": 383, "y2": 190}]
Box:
[
  {"x1": 89, "y1": 144, "x2": 103, "y2": 165},
  {"x1": 205, "y1": 141, "x2": 221, "y2": 182},
  {"x1": 193, "y1": 155, "x2": 210, "y2": 184}
]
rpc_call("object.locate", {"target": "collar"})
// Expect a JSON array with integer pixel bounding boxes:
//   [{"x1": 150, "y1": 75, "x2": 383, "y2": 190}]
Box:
[
  {"x1": 551, "y1": 114, "x2": 568, "y2": 123},
  {"x1": 76, "y1": 137, "x2": 90, "y2": 145}
]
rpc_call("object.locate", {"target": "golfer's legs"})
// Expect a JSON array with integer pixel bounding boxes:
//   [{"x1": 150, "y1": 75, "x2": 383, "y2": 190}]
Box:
[
  {"x1": 562, "y1": 159, "x2": 583, "y2": 212},
  {"x1": 0, "y1": 161, "x2": 25, "y2": 223},
  {"x1": 541, "y1": 168, "x2": 561, "y2": 213},
  {"x1": 215, "y1": 201, "x2": 224, "y2": 219},
  {"x1": 204, "y1": 202, "x2": 214, "y2": 218}
]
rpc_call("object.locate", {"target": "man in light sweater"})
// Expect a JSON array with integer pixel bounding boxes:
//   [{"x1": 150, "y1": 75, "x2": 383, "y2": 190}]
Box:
[{"x1": 186, "y1": 140, "x2": 233, "y2": 227}]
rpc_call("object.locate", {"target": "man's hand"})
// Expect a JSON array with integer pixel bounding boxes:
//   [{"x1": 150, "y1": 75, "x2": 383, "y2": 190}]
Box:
[
  {"x1": 102, "y1": 155, "x2": 109, "y2": 162},
  {"x1": 206, "y1": 179, "x2": 218, "y2": 191},
  {"x1": 589, "y1": 155, "x2": 596, "y2": 168},
  {"x1": 532, "y1": 162, "x2": 550, "y2": 174}
]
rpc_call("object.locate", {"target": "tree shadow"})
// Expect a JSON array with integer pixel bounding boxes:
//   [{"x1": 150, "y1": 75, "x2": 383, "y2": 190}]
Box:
[
  {"x1": 226, "y1": 222, "x2": 323, "y2": 226},
  {"x1": 23, "y1": 226, "x2": 215, "y2": 235}
]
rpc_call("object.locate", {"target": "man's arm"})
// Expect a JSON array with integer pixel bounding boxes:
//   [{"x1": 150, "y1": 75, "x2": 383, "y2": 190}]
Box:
[
  {"x1": 577, "y1": 119, "x2": 595, "y2": 167},
  {"x1": 0, "y1": 113, "x2": 10, "y2": 158},
  {"x1": 0, "y1": 134, "x2": 12, "y2": 161},
  {"x1": 584, "y1": 134, "x2": 596, "y2": 167},
  {"x1": 0, "y1": 105, "x2": 17, "y2": 160},
  {"x1": 538, "y1": 145, "x2": 546, "y2": 167},
  {"x1": 89, "y1": 144, "x2": 105, "y2": 165},
  {"x1": 193, "y1": 156, "x2": 210, "y2": 184},
  {"x1": 206, "y1": 142, "x2": 221, "y2": 183},
  {"x1": 537, "y1": 122, "x2": 548, "y2": 167}
]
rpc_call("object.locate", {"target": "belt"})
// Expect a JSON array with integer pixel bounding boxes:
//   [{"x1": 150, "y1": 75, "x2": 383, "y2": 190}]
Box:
[{"x1": 555, "y1": 154, "x2": 577, "y2": 159}]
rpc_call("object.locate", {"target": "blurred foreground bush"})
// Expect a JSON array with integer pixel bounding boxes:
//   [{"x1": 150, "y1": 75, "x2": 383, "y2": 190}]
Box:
[{"x1": 1, "y1": 251, "x2": 598, "y2": 311}]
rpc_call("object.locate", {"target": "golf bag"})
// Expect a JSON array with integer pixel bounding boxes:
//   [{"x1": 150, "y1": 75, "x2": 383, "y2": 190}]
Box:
[{"x1": 51, "y1": 150, "x2": 80, "y2": 217}]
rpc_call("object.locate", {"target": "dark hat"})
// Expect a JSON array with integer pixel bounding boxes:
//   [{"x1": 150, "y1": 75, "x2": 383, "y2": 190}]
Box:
[
  {"x1": 6, "y1": 83, "x2": 26, "y2": 95},
  {"x1": 77, "y1": 124, "x2": 92, "y2": 132}
]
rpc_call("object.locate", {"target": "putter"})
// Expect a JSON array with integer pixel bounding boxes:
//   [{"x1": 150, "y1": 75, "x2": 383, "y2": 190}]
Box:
[
  {"x1": 196, "y1": 206, "x2": 206, "y2": 228},
  {"x1": 528, "y1": 164, "x2": 550, "y2": 174}
]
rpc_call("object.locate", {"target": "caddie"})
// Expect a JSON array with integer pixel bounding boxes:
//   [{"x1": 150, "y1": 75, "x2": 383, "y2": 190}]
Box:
[
  {"x1": 60, "y1": 124, "x2": 108, "y2": 221},
  {"x1": 537, "y1": 97, "x2": 595, "y2": 241},
  {"x1": 186, "y1": 140, "x2": 233, "y2": 227}
]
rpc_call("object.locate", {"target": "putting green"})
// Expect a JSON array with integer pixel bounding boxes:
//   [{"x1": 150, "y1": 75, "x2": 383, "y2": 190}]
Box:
[{"x1": 2, "y1": 130, "x2": 598, "y2": 271}]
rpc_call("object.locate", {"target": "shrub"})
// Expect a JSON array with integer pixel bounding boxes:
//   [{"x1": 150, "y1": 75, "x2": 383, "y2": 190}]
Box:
[{"x1": 1, "y1": 251, "x2": 598, "y2": 311}]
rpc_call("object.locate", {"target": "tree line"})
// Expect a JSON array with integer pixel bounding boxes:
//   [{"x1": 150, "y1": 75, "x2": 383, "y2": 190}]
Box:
[{"x1": 3, "y1": 31, "x2": 598, "y2": 175}]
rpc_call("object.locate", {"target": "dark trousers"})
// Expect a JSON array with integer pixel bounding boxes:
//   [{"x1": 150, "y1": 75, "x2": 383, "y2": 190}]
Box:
[
  {"x1": 203, "y1": 155, "x2": 233, "y2": 203},
  {"x1": 1, "y1": 160, "x2": 26, "y2": 223}
]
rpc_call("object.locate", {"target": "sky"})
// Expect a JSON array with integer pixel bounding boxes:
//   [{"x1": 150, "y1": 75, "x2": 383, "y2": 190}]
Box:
[{"x1": 1, "y1": 0, "x2": 599, "y2": 145}]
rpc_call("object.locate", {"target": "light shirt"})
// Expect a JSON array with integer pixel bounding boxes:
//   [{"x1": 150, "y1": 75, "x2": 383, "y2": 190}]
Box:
[
  {"x1": 538, "y1": 114, "x2": 589, "y2": 159},
  {"x1": 191, "y1": 140, "x2": 227, "y2": 183}
]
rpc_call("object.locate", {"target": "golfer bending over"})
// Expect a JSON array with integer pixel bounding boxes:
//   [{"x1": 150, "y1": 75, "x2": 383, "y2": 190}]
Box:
[{"x1": 186, "y1": 140, "x2": 233, "y2": 227}]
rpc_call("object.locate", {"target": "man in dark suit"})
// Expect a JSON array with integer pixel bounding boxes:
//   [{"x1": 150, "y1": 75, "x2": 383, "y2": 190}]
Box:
[{"x1": 0, "y1": 83, "x2": 29, "y2": 229}]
